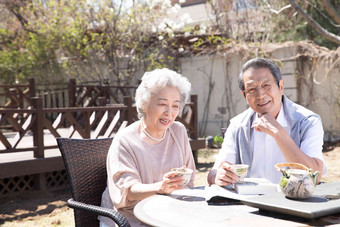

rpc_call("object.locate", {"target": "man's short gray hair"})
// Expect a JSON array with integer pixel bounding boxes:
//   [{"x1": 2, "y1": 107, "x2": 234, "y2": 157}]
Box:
[
  {"x1": 238, "y1": 58, "x2": 282, "y2": 91},
  {"x1": 135, "y1": 68, "x2": 191, "y2": 119}
]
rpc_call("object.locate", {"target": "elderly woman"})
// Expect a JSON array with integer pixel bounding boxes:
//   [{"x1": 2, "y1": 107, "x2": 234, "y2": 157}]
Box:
[{"x1": 99, "y1": 68, "x2": 196, "y2": 226}]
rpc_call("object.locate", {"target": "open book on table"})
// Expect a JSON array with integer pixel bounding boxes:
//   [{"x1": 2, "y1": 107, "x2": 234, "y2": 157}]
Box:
[
  {"x1": 205, "y1": 178, "x2": 279, "y2": 205},
  {"x1": 234, "y1": 178, "x2": 279, "y2": 195}
]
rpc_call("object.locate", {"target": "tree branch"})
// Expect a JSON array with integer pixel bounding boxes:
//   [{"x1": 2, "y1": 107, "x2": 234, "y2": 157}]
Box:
[
  {"x1": 288, "y1": 0, "x2": 340, "y2": 45},
  {"x1": 320, "y1": 0, "x2": 340, "y2": 25},
  {"x1": 3, "y1": 0, "x2": 38, "y2": 34},
  {"x1": 262, "y1": 0, "x2": 291, "y2": 15}
]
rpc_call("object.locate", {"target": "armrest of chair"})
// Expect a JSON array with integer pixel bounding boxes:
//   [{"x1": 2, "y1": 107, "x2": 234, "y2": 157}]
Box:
[{"x1": 67, "y1": 198, "x2": 131, "y2": 227}]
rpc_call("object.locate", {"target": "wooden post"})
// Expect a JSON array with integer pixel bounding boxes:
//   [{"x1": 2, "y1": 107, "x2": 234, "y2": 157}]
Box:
[
  {"x1": 83, "y1": 111, "x2": 90, "y2": 138},
  {"x1": 190, "y1": 95, "x2": 199, "y2": 163},
  {"x1": 102, "y1": 84, "x2": 110, "y2": 104},
  {"x1": 69, "y1": 79, "x2": 76, "y2": 107},
  {"x1": 28, "y1": 78, "x2": 36, "y2": 98},
  {"x1": 97, "y1": 96, "x2": 107, "y2": 106},
  {"x1": 33, "y1": 173, "x2": 46, "y2": 191},
  {"x1": 32, "y1": 97, "x2": 44, "y2": 158},
  {"x1": 190, "y1": 95, "x2": 198, "y2": 139},
  {"x1": 123, "y1": 96, "x2": 133, "y2": 125},
  {"x1": 31, "y1": 96, "x2": 46, "y2": 191}
]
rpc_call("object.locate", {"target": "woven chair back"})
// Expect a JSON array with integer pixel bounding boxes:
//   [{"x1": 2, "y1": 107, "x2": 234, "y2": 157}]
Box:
[{"x1": 57, "y1": 137, "x2": 113, "y2": 227}]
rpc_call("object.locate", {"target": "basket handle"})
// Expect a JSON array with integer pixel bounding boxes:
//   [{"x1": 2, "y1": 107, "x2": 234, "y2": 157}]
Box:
[{"x1": 275, "y1": 162, "x2": 309, "y2": 171}]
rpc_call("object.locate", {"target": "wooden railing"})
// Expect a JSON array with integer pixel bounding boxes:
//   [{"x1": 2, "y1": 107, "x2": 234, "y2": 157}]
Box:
[
  {"x1": 0, "y1": 78, "x2": 205, "y2": 193},
  {"x1": 0, "y1": 94, "x2": 202, "y2": 155},
  {"x1": 69, "y1": 79, "x2": 138, "y2": 107},
  {"x1": 0, "y1": 94, "x2": 204, "y2": 191},
  {"x1": 0, "y1": 78, "x2": 138, "y2": 134},
  {"x1": 0, "y1": 78, "x2": 137, "y2": 109},
  {"x1": 0, "y1": 78, "x2": 36, "y2": 109},
  {"x1": 0, "y1": 96, "x2": 136, "y2": 155}
]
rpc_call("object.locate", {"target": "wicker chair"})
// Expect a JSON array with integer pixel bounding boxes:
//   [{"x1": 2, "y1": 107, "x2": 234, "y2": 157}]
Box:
[{"x1": 57, "y1": 137, "x2": 130, "y2": 227}]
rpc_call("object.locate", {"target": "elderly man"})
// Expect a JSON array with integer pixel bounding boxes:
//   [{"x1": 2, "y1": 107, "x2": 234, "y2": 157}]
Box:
[{"x1": 208, "y1": 58, "x2": 327, "y2": 185}]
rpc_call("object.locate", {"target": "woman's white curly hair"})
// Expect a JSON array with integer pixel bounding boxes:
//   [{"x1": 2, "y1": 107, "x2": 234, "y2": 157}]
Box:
[{"x1": 135, "y1": 68, "x2": 191, "y2": 119}]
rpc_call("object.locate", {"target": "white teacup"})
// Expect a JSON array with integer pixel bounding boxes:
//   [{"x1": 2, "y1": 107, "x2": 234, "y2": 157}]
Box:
[
  {"x1": 229, "y1": 164, "x2": 249, "y2": 183},
  {"x1": 171, "y1": 167, "x2": 193, "y2": 186}
]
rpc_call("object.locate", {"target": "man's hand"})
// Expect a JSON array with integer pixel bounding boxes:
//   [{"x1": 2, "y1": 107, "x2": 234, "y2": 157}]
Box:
[
  {"x1": 253, "y1": 113, "x2": 282, "y2": 137},
  {"x1": 213, "y1": 162, "x2": 239, "y2": 186},
  {"x1": 253, "y1": 113, "x2": 324, "y2": 181}
]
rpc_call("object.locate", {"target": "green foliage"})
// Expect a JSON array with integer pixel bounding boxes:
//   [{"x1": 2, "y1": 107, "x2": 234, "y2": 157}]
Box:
[
  {"x1": 2, "y1": 0, "x2": 337, "y2": 85},
  {"x1": 213, "y1": 135, "x2": 223, "y2": 147},
  {"x1": 0, "y1": 0, "x2": 180, "y2": 84}
]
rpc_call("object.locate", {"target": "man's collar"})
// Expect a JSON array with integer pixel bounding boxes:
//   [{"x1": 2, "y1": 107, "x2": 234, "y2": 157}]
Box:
[{"x1": 277, "y1": 104, "x2": 288, "y2": 127}]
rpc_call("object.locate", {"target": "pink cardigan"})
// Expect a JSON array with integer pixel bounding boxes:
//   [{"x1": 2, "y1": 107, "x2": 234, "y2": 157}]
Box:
[{"x1": 99, "y1": 120, "x2": 196, "y2": 226}]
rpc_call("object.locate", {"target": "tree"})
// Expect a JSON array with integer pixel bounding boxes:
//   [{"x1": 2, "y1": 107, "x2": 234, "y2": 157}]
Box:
[
  {"x1": 287, "y1": 0, "x2": 340, "y2": 45},
  {"x1": 0, "y1": 0, "x2": 185, "y2": 84}
]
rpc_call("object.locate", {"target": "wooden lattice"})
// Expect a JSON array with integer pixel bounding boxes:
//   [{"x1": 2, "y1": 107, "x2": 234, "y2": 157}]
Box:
[
  {"x1": 46, "y1": 170, "x2": 69, "y2": 189},
  {"x1": 0, "y1": 170, "x2": 69, "y2": 195},
  {"x1": 0, "y1": 175, "x2": 33, "y2": 195}
]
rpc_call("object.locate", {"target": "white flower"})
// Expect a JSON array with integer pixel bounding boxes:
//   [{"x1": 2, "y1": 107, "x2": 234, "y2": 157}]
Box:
[
  {"x1": 158, "y1": 23, "x2": 166, "y2": 30},
  {"x1": 173, "y1": 22, "x2": 184, "y2": 30},
  {"x1": 174, "y1": 3, "x2": 181, "y2": 10},
  {"x1": 181, "y1": 13, "x2": 192, "y2": 24},
  {"x1": 165, "y1": 27, "x2": 173, "y2": 34},
  {"x1": 170, "y1": 4, "x2": 181, "y2": 13},
  {"x1": 162, "y1": 0, "x2": 171, "y2": 8},
  {"x1": 178, "y1": 47, "x2": 184, "y2": 52},
  {"x1": 158, "y1": 35, "x2": 164, "y2": 40},
  {"x1": 184, "y1": 31, "x2": 190, "y2": 37},
  {"x1": 151, "y1": 26, "x2": 157, "y2": 33},
  {"x1": 199, "y1": 25, "x2": 207, "y2": 35},
  {"x1": 199, "y1": 29, "x2": 206, "y2": 35}
]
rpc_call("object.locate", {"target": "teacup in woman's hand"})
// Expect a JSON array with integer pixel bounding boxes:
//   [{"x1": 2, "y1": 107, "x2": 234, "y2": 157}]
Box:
[
  {"x1": 171, "y1": 167, "x2": 193, "y2": 186},
  {"x1": 229, "y1": 164, "x2": 249, "y2": 183}
]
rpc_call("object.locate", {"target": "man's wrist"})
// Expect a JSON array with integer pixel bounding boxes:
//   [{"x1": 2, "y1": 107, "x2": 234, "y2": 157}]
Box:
[{"x1": 273, "y1": 125, "x2": 287, "y2": 139}]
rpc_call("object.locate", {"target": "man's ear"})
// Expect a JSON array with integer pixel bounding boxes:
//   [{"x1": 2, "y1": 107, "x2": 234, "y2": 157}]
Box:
[
  {"x1": 279, "y1": 79, "x2": 284, "y2": 94},
  {"x1": 241, "y1": 91, "x2": 246, "y2": 98}
]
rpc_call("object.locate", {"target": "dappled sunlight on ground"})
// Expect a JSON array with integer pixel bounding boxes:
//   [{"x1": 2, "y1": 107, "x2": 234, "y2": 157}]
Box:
[{"x1": 0, "y1": 143, "x2": 339, "y2": 226}]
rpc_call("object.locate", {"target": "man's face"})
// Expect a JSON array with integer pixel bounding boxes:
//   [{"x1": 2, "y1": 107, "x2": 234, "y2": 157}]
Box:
[{"x1": 242, "y1": 67, "x2": 284, "y2": 118}]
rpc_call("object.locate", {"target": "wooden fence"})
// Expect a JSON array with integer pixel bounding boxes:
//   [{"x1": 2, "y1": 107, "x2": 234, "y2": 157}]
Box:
[
  {"x1": 0, "y1": 78, "x2": 138, "y2": 109},
  {"x1": 0, "y1": 87, "x2": 204, "y2": 194},
  {"x1": 0, "y1": 78, "x2": 138, "y2": 131}
]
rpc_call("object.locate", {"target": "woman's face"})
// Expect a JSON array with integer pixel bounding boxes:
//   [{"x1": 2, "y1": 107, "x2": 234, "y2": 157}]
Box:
[{"x1": 143, "y1": 86, "x2": 181, "y2": 135}]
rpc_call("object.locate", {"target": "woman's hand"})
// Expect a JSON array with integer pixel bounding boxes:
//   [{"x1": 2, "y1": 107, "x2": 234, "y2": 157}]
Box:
[
  {"x1": 214, "y1": 162, "x2": 238, "y2": 186},
  {"x1": 157, "y1": 171, "x2": 184, "y2": 194},
  {"x1": 128, "y1": 167, "x2": 187, "y2": 200}
]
